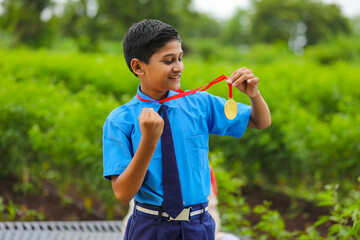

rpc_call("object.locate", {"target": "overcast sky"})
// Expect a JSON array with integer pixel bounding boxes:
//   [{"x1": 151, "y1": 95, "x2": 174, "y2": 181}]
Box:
[{"x1": 191, "y1": 0, "x2": 360, "y2": 20}]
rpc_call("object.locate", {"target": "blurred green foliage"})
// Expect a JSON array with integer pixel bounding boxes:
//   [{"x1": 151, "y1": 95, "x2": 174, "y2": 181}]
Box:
[
  {"x1": 251, "y1": 0, "x2": 350, "y2": 45},
  {"x1": 0, "y1": 0, "x2": 221, "y2": 51},
  {"x1": 0, "y1": 197, "x2": 46, "y2": 221},
  {"x1": 0, "y1": 0, "x2": 57, "y2": 47},
  {"x1": 0, "y1": 35, "x2": 359, "y2": 223},
  {"x1": 0, "y1": 0, "x2": 356, "y2": 52}
]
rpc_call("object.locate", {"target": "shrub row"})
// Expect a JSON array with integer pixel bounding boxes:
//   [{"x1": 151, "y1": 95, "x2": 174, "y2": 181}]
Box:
[
  {"x1": 0, "y1": 75, "x2": 121, "y2": 214},
  {"x1": 1, "y1": 38, "x2": 359, "y2": 215},
  {"x1": 0, "y1": 48, "x2": 138, "y2": 98}
]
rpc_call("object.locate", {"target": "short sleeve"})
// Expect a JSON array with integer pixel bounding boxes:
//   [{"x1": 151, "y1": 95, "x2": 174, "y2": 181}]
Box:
[
  {"x1": 205, "y1": 92, "x2": 251, "y2": 138},
  {"x1": 103, "y1": 114, "x2": 133, "y2": 180}
]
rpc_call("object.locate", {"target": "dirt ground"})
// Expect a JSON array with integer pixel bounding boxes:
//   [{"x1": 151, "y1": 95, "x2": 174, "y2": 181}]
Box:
[
  {"x1": 0, "y1": 177, "x2": 331, "y2": 236},
  {"x1": 0, "y1": 177, "x2": 102, "y2": 221}
]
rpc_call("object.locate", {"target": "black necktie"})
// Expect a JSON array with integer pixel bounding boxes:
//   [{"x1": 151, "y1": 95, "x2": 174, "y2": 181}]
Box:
[{"x1": 160, "y1": 105, "x2": 184, "y2": 219}]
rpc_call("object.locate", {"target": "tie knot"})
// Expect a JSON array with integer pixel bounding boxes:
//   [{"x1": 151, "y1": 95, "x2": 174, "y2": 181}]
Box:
[{"x1": 160, "y1": 105, "x2": 168, "y2": 112}]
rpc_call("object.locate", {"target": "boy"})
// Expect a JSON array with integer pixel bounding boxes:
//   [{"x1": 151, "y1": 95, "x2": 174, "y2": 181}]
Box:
[{"x1": 103, "y1": 19, "x2": 271, "y2": 240}]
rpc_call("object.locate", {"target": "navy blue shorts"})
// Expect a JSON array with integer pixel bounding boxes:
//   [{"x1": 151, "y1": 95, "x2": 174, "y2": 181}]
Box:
[{"x1": 124, "y1": 201, "x2": 216, "y2": 240}]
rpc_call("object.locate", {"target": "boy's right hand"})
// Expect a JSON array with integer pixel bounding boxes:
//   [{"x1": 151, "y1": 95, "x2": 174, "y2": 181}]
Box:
[{"x1": 138, "y1": 108, "x2": 164, "y2": 146}]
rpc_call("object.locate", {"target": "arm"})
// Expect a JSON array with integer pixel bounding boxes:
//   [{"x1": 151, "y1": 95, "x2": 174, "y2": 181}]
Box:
[
  {"x1": 247, "y1": 91, "x2": 271, "y2": 129},
  {"x1": 226, "y1": 67, "x2": 271, "y2": 129},
  {"x1": 111, "y1": 108, "x2": 164, "y2": 204}
]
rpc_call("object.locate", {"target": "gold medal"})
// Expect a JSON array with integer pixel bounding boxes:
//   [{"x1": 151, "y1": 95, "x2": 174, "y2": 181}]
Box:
[{"x1": 224, "y1": 98, "x2": 238, "y2": 120}]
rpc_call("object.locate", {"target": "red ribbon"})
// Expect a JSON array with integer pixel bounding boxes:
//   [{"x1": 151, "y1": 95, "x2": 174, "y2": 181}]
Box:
[
  {"x1": 137, "y1": 75, "x2": 233, "y2": 103},
  {"x1": 228, "y1": 81, "x2": 233, "y2": 98}
]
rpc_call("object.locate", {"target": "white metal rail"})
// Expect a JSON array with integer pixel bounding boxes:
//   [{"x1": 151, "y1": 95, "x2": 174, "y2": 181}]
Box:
[{"x1": 0, "y1": 221, "x2": 124, "y2": 240}]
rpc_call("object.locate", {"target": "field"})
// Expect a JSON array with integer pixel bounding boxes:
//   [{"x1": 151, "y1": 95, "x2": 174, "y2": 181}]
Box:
[{"x1": 1, "y1": 36, "x2": 360, "y2": 239}]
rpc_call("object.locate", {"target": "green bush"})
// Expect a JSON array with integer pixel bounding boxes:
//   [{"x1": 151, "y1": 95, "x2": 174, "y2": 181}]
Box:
[
  {"x1": 0, "y1": 76, "x2": 121, "y2": 214},
  {"x1": 305, "y1": 35, "x2": 360, "y2": 65},
  {"x1": 0, "y1": 48, "x2": 139, "y2": 98},
  {"x1": 1, "y1": 36, "x2": 360, "y2": 225}
]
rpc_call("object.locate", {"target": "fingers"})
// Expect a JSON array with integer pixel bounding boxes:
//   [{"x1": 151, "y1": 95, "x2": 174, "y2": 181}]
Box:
[
  {"x1": 138, "y1": 108, "x2": 164, "y2": 145},
  {"x1": 139, "y1": 108, "x2": 157, "y2": 117},
  {"x1": 232, "y1": 73, "x2": 256, "y2": 87},
  {"x1": 247, "y1": 77, "x2": 259, "y2": 85},
  {"x1": 139, "y1": 108, "x2": 151, "y2": 120},
  {"x1": 226, "y1": 67, "x2": 260, "y2": 92},
  {"x1": 226, "y1": 67, "x2": 255, "y2": 86},
  {"x1": 139, "y1": 108, "x2": 162, "y2": 123},
  {"x1": 228, "y1": 67, "x2": 247, "y2": 82}
]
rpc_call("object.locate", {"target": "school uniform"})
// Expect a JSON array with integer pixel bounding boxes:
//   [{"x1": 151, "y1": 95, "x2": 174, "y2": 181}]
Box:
[{"x1": 103, "y1": 86, "x2": 251, "y2": 239}]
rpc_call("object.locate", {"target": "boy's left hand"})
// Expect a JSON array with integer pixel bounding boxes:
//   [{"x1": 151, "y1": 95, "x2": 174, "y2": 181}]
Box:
[{"x1": 226, "y1": 67, "x2": 259, "y2": 98}]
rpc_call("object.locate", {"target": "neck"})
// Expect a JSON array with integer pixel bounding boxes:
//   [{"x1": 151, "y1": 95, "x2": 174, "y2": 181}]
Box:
[{"x1": 139, "y1": 86, "x2": 169, "y2": 101}]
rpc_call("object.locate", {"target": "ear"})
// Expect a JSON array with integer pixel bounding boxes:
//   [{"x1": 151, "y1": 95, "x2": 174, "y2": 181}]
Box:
[{"x1": 131, "y1": 58, "x2": 144, "y2": 76}]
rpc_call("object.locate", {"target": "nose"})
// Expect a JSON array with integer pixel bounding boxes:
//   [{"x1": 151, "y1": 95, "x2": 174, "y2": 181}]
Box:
[{"x1": 173, "y1": 60, "x2": 183, "y2": 73}]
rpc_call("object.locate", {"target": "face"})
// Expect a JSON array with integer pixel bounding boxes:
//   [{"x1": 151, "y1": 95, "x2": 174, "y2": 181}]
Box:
[{"x1": 138, "y1": 40, "x2": 184, "y2": 101}]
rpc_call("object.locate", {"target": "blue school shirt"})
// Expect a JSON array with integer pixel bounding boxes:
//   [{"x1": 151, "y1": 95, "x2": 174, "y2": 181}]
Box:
[{"x1": 103, "y1": 86, "x2": 251, "y2": 206}]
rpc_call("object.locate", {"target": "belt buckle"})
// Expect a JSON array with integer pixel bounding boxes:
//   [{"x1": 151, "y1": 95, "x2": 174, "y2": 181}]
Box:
[{"x1": 168, "y1": 208, "x2": 191, "y2": 221}]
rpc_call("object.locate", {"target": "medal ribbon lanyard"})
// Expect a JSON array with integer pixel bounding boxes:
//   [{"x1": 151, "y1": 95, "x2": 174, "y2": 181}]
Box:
[{"x1": 136, "y1": 75, "x2": 233, "y2": 103}]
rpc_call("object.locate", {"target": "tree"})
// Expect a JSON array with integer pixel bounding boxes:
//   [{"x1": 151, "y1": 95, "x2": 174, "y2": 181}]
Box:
[
  {"x1": 60, "y1": 0, "x2": 103, "y2": 51},
  {"x1": 95, "y1": 0, "x2": 194, "y2": 39},
  {"x1": 221, "y1": 8, "x2": 252, "y2": 45},
  {"x1": 0, "y1": 0, "x2": 56, "y2": 47},
  {"x1": 60, "y1": 0, "x2": 197, "y2": 51},
  {"x1": 0, "y1": 0, "x2": 222, "y2": 51},
  {"x1": 350, "y1": 16, "x2": 360, "y2": 36},
  {"x1": 250, "y1": 0, "x2": 350, "y2": 45}
]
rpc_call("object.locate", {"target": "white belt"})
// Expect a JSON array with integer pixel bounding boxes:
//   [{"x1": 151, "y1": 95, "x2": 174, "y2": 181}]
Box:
[{"x1": 135, "y1": 205, "x2": 209, "y2": 221}]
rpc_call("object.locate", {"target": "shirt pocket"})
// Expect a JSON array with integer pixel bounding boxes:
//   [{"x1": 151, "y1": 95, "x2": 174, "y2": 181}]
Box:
[{"x1": 186, "y1": 135, "x2": 208, "y2": 170}]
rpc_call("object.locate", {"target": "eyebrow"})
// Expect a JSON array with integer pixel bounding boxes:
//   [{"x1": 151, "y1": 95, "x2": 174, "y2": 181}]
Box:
[{"x1": 162, "y1": 52, "x2": 183, "y2": 58}]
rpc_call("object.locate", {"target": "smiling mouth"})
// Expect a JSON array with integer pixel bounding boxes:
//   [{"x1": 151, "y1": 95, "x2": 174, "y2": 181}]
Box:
[{"x1": 169, "y1": 75, "x2": 181, "y2": 80}]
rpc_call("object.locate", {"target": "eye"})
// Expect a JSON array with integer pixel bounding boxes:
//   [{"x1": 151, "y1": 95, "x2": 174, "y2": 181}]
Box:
[{"x1": 163, "y1": 56, "x2": 182, "y2": 65}]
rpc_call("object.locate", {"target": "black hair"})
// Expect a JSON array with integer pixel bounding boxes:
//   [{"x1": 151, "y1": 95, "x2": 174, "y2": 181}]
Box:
[{"x1": 123, "y1": 19, "x2": 181, "y2": 76}]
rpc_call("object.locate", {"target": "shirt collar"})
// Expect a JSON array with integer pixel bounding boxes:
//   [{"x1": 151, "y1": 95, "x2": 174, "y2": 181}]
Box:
[{"x1": 136, "y1": 86, "x2": 179, "y2": 111}]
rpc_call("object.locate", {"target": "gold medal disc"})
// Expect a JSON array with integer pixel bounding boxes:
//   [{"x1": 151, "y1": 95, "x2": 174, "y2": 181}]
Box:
[{"x1": 224, "y1": 98, "x2": 238, "y2": 120}]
